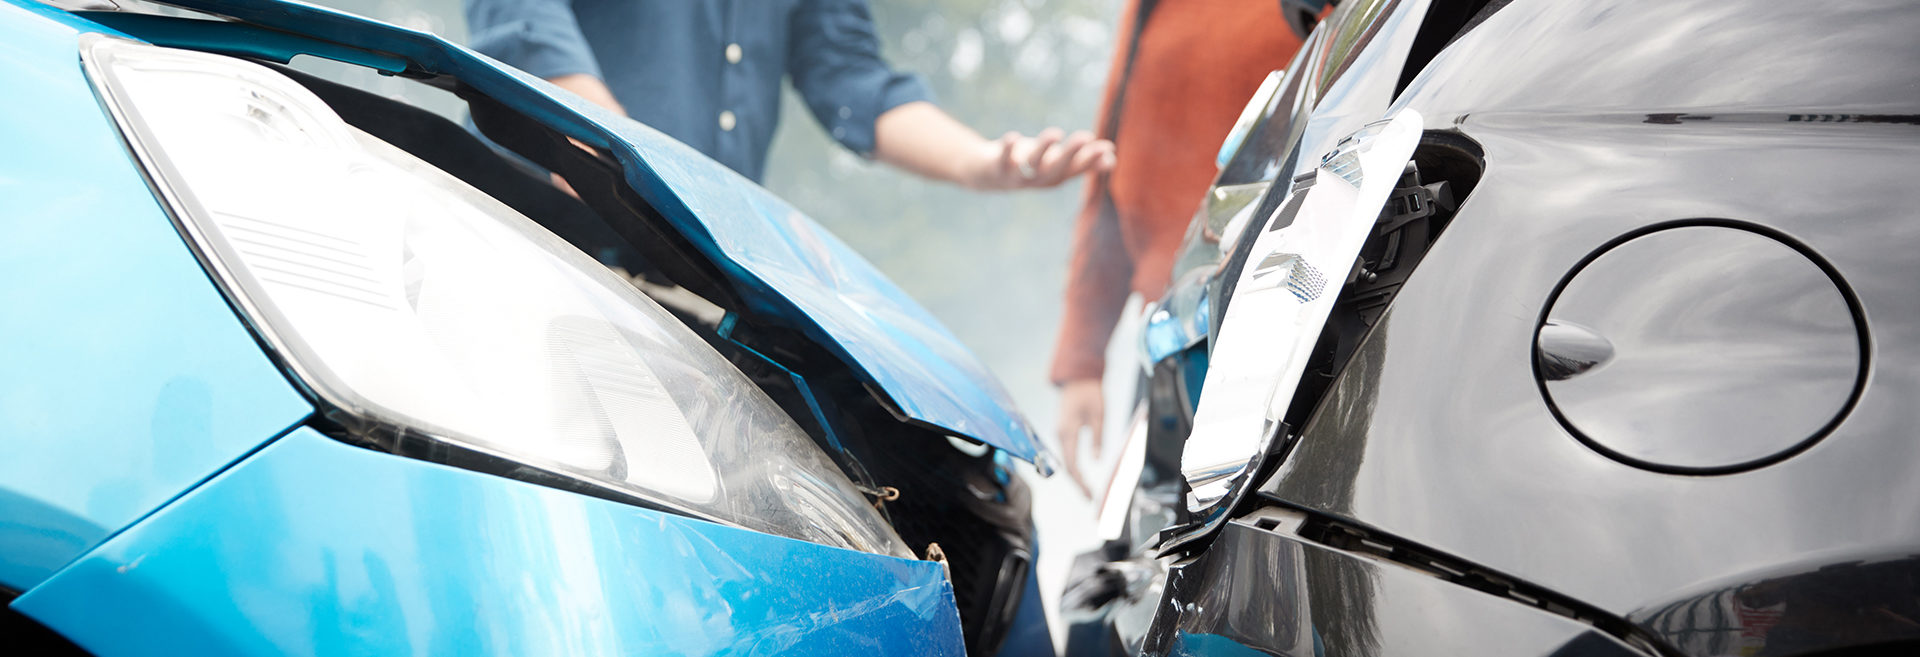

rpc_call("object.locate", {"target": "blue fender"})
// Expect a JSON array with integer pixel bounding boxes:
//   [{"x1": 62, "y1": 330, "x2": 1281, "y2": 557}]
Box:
[{"x1": 0, "y1": 0, "x2": 313, "y2": 593}]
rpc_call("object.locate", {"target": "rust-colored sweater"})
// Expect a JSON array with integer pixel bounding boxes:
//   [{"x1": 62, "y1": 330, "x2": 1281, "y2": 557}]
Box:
[{"x1": 1050, "y1": 0, "x2": 1305, "y2": 384}]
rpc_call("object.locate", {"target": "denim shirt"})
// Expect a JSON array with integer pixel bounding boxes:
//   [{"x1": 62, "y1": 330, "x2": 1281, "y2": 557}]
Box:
[{"x1": 465, "y1": 0, "x2": 932, "y2": 182}]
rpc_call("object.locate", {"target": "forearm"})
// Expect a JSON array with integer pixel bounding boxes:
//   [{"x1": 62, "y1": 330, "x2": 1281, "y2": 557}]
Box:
[
  {"x1": 539, "y1": 74, "x2": 623, "y2": 197},
  {"x1": 872, "y1": 101, "x2": 994, "y2": 187}
]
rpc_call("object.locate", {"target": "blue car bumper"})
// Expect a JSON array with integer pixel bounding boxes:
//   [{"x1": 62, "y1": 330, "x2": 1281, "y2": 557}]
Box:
[{"x1": 15, "y1": 429, "x2": 963, "y2": 656}]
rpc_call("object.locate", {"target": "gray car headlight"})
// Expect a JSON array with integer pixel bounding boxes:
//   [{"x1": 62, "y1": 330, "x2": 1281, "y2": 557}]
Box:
[{"x1": 81, "y1": 36, "x2": 911, "y2": 558}]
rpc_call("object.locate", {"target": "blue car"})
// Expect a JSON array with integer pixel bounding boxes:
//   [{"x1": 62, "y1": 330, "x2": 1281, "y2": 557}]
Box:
[{"x1": 0, "y1": 0, "x2": 1055, "y2": 654}]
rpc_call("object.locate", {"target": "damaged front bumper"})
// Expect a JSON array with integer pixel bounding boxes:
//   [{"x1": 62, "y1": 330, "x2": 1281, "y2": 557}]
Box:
[{"x1": 13, "y1": 429, "x2": 966, "y2": 656}]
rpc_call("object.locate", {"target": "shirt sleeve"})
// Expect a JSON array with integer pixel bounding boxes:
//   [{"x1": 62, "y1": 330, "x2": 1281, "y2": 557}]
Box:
[
  {"x1": 463, "y1": 0, "x2": 602, "y2": 81},
  {"x1": 786, "y1": 0, "x2": 933, "y2": 157}
]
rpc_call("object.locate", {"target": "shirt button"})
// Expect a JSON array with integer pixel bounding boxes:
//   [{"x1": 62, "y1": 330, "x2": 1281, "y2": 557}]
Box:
[
  {"x1": 725, "y1": 43, "x2": 743, "y2": 64},
  {"x1": 719, "y1": 110, "x2": 737, "y2": 131}
]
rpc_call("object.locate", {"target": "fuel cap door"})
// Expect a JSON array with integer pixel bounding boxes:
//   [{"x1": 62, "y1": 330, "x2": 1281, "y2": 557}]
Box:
[{"x1": 1537, "y1": 224, "x2": 1866, "y2": 473}]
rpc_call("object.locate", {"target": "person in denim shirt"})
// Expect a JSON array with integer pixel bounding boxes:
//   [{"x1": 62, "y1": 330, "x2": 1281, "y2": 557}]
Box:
[{"x1": 466, "y1": 0, "x2": 1113, "y2": 188}]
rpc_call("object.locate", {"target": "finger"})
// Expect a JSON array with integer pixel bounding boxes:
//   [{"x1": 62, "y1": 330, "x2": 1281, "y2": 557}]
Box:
[
  {"x1": 992, "y1": 131, "x2": 1025, "y2": 188},
  {"x1": 1062, "y1": 145, "x2": 1102, "y2": 178},
  {"x1": 1026, "y1": 128, "x2": 1065, "y2": 165},
  {"x1": 1024, "y1": 128, "x2": 1064, "y2": 180},
  {"x1": 1066, "y1": 459, "x2": 1090, "y2": 498},
  {"x1": 1065, "y1": 427, "x2": 1092, "y2": 497},
  {"x1": 1087, "y1": 415, "x2": 1105, "y2": 459},
  {"x1": 1066, "y1": 139, "x2": 1116, "y2": 177},
  {"x1": 997, "y1": 131, "x2": 1021, "y2": 169},
  {"x1": 1058, "y1": 422, "x2": 1088, "y2": 493},
  {"x1": 1057, "y1": 418, "x2": 1080, "y2": 469},
  {"x1": 1036, "y1": 131, "x2": 1094, "y2": 183}
]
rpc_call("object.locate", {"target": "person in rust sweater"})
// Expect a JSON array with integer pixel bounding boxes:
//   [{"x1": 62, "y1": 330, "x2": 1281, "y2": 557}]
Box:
[{"x1": 1051, "y1": 0, "x2": 1307, "y2": 491}]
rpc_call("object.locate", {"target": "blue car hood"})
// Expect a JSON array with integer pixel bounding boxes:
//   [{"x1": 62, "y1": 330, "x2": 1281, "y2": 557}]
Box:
[{"x1": 137, "y1": 0, "x2": 1048, "y2": 466}]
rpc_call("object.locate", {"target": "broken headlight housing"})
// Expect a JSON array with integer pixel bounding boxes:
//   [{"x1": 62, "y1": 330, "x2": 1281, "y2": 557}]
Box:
[{"x1": 81, "y1": 36, "x2": 910, "y2": 558}]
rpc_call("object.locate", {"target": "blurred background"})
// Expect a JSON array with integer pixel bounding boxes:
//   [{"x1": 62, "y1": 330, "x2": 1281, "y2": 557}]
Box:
[{"x1": 304, "y1": 0, "x2": 1133, "y2": 649}]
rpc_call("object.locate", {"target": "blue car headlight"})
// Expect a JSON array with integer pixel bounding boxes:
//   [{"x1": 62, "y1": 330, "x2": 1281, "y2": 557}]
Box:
[{"x1": 81, "y1": 36, "x2": 911, "y2": 558}]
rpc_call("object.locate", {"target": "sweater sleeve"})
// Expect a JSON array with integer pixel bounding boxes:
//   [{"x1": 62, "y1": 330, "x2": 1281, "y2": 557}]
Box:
[
  {"x1": 1048, "y1": 0, "x2": 1145, "y2": 386},
  {"x1": 1050, "y1": 187, "x2": 1135, "y2": 385}
]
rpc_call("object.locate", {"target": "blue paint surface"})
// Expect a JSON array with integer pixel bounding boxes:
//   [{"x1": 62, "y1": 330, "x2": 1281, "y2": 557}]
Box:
[
  {"x1": 0, "y1": 1, "x2": 312, "y2": 592},
  {"x1": 1169, "y1": 632, "x2": 1277, "y2": 657},
  {"x1": 15, "y1": 429, "x2": 966, "y2": 656},
  {"x1": 124, "y1": 0, "x2": 1049, "y2": 467}
]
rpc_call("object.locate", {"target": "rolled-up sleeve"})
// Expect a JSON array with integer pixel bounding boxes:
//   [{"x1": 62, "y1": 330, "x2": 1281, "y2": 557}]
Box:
[
  {"x1": 786, "y1": 0, "x2": 932, "y2": 156},
  {"x1": 464, "y1": 0, "x2": 602, "y2": 81}
]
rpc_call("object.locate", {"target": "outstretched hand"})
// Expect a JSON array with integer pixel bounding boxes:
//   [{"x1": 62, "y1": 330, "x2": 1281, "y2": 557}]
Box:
[
  {"x1": 873, "y1": 103, "x2": 1114, "y2": 190},
  {"x1": 971, "y1": 128, "x2": 1116, "y2": 190}
]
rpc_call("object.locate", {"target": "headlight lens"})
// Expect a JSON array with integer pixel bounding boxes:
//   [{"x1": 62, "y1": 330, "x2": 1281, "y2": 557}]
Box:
[{"x1": 82, "y1": 37, "x2": 910, "y2": 558}]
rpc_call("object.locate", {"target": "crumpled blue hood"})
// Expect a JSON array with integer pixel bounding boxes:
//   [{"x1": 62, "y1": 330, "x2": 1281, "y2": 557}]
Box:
[{"x1": 142, "y1": 0, "x2": 1048, "y2": 467}]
